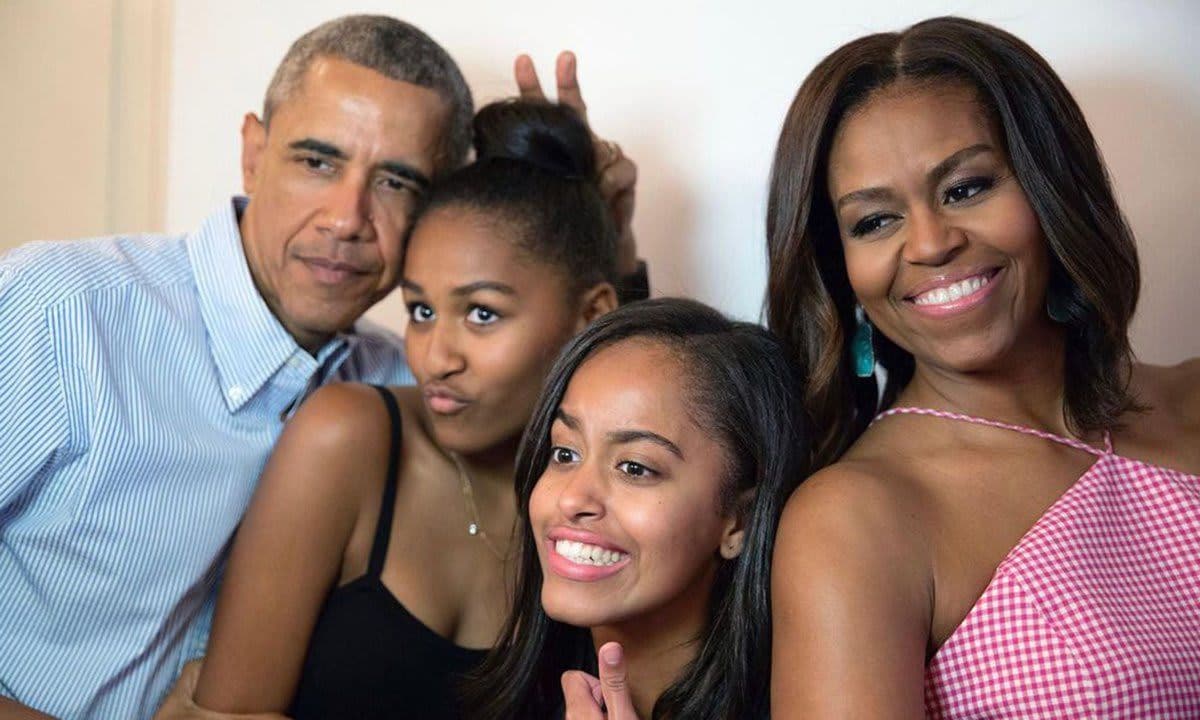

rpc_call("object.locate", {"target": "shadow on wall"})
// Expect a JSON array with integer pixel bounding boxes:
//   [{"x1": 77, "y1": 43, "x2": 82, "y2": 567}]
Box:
[{"x1": 1071, "y1": 75, "x2": 1200, "y2": 365}]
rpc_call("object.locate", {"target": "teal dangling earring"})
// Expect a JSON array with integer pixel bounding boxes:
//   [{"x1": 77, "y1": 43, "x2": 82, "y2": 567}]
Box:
[{"x1": 852, "y1": 305, "x2": 875, "y2": 378}]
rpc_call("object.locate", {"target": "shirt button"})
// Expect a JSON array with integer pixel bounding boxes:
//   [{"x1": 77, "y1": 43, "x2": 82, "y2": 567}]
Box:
[{"x1": 229, "y1": 386, "x2": 246, "y2": 403}]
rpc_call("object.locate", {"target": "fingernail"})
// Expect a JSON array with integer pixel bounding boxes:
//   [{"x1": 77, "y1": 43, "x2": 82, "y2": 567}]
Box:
[{"x1": 601, "y1": 643, "x2": 622, "y2": 666}]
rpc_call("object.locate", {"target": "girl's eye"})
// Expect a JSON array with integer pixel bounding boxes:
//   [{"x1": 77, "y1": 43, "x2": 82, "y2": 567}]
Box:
[
  {"x1": 467, "y1": 305, "x2": 500, "y2": 325},
  {"x1": 849, "y1": 213, "x2": 897, "y2": 238},
  {"x1": 944, "y1": 177, "x2": 995, "y2": 204},
  {"x1": 550, "y1": 446, "x2": 579, "y2": 465},
  {"x1": 408, "y1": 303, "x2": 434, "y2": 324},
  {"x1": 616, "y1": 461, "x2": 656, "y2": 479}
]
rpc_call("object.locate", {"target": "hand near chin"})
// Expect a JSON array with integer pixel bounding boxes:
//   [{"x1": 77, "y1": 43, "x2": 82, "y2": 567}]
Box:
[
  {"x1": 514, "y1": 51, "x2": 638, "y2": 276},
  {"x1": 153, "y1": 660, "x2": 292, "y2": 720},
  {"x1": 561, "y1": 642, "x2": 642, "y2": 720}
]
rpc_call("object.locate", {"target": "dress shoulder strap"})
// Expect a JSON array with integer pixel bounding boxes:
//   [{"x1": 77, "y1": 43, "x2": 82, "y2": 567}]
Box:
[
  {"x1": 367, "y1": 385, "x2": 404, "y2": 577},
  {"x1": 874, "y1": 406, "x2": 1112, "y2": 457}
]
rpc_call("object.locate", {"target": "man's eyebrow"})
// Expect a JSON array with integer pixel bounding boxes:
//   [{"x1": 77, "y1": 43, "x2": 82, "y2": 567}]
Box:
[
  {"x1": 609, "y1": 429, "x2": 685, "y2": 460},
  {"x1": 288, "y1": 139, "x2": 431, "y2": 193},
  {"x1": 288, "y1": 138, "x2": 346, "y2": 159}
]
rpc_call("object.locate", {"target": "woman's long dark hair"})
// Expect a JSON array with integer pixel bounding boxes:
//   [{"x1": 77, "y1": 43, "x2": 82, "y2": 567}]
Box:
[
  {"x1": 463, "y1": 298, "x2": 809, "y2": 719},
  {"x1": 765, "y1": 16, "x2": 1141, "y2": 469}
]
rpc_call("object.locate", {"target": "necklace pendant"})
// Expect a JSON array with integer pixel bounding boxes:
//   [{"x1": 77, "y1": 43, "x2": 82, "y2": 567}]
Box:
[{"x1": 468, "y1": 522, "x2": 479, "y2": 536}]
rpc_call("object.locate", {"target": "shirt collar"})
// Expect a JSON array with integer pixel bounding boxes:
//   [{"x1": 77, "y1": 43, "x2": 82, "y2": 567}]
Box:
[{"x1": 188, "y1": 197, "x2": 351, "y2": 412}]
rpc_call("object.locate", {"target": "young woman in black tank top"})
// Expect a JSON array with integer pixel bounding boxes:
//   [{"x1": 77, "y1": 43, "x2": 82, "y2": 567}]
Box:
[{"x1": 155, "y1": 90, "x2": 633, "y2": 718}]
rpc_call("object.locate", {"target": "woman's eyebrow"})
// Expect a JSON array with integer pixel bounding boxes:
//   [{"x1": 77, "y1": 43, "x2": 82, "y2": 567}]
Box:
[{"x1": 927, "y1": 143, "x2": 993, "y2": 187}]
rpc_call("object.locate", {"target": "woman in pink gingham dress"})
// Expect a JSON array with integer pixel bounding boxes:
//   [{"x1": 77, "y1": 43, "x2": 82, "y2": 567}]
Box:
[{"x1": 764, "y1": 16, "x2": 1200, "y2": 720}]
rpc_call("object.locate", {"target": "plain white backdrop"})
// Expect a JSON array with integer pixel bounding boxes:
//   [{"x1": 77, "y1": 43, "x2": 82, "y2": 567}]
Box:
[{"x1": 165, "y1": 0, "x2": 1200, "y2": 363}]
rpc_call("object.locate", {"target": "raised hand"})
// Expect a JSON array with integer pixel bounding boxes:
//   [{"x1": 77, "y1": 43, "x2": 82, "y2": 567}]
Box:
[
  {"x1": 561, "y1": 642, "x2": 643, "y2": 720},
  {"x1": 514, "y1": 52, "x2": 638, "y2": 276}
]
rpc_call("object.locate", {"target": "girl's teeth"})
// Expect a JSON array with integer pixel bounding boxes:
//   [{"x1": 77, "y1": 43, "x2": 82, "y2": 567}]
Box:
[{"x1": 554, "y1": 539, "x2": 626, "y2": 567}]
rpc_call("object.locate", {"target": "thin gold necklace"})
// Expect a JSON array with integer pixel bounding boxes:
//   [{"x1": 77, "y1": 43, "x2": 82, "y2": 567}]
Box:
[{"x1": 450, "y1": 453, "x2": 507, "y2": 561}]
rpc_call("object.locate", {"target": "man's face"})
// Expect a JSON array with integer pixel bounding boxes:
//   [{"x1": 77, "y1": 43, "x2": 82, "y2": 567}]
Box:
[{"x1": 239, "y1": 56, "x2": 449, "y2": 352}]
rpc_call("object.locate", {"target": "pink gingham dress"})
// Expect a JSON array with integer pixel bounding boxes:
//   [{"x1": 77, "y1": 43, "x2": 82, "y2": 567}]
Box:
[{"x1": 875, "y1": 407, "x2": 1200, "y2": 719}]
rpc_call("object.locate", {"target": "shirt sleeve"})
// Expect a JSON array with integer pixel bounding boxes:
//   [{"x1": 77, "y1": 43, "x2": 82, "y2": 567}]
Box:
[{"x1": 0, "y1": 257, "x2": 72, "y2": 514}]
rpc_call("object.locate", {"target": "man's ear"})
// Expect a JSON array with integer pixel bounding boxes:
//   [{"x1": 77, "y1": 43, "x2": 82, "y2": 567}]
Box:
[
  {"x1": 240, "y1": 113, "x2": 267, "y2": 197},
  {"x1": 573, "y1": 282, "x2": 618, "y2": 333},
  {"x1": 719, "y1": 488, "x2": 756, "y2": 560}
]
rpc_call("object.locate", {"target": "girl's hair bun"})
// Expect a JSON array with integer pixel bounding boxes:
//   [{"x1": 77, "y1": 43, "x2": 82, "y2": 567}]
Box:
[{"x1": 472, "y1": 99, "x2": 597, "y2": 180}]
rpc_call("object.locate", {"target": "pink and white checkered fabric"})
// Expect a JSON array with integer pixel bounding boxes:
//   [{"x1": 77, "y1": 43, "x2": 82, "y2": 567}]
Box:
[{"x1": 876, "y1": 407, "x2": 1200, "y2": 719}]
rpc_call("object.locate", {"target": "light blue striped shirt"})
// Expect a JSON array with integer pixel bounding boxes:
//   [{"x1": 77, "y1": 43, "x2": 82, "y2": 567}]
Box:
[{"x1": 0, "y1": 198, "x2": 414, "y2": 719}]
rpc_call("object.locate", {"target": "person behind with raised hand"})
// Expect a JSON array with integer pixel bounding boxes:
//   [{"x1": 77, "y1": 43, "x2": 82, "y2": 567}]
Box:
[
  {"x1": 465, "y1": 298, "x2": 808, "y2": 720},
  {"x1": 155, "y1": 98, "x2": 622, "y2": 720},
  {"x1": 766, "y1": 16, "x2": 1200, "y2": 719}
]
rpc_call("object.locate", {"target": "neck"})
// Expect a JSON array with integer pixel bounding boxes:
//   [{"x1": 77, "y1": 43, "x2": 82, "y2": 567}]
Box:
[
  {"x1": 900, "y1": 319, "x2": 1077, "y2": 436},
  {"x1": 589, "y1": 565, "x2": 714, "y2": 718}
]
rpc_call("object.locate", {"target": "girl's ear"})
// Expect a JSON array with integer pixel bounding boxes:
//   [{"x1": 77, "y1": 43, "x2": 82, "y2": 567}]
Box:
[
  {"x1": 719, "y1": 488, "x2": 756, "y2": 560},
  {"x1": 573, "y1": 282, "x2": 618, "y2": 333}
]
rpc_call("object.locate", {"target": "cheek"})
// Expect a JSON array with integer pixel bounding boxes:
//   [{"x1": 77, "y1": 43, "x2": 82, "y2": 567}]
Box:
[
  {"x1": 628, "y1": 494, "x2": 722, "y2": 579},
  {"x1": 842, "y1": 241, "x2": 898, "y2": 303}
]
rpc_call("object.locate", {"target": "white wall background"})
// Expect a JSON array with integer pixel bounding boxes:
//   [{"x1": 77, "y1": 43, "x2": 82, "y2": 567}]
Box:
[{"x1": 165, "y1": 0, "x2": 1200, "y2": 363}]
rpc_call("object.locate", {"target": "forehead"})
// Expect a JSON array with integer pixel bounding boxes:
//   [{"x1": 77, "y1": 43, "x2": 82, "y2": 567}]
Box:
[
  {"x1": 404, "y1": 207, "x2": 565, "y2": 295},
  {"x1": 560, "y1": 339, "x2": 696, "y2": 438},
  {"x1": 828, "y1": 81, "x2": 1000, "y2": 194},
  {"x1": 269, "y1": 56, "x2": 448, "y2": 172}
]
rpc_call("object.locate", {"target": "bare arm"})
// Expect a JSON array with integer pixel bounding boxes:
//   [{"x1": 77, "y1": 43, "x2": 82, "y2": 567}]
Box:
[
  {"x1": 187, "y1": 384, "x2": 392, "y2": 713},
  {"x1": 0, "y1": 699, "x2": 55, "y2": 720},
  {"x1": 771, "y1": 467, "x2": 932, "y2": 719}
]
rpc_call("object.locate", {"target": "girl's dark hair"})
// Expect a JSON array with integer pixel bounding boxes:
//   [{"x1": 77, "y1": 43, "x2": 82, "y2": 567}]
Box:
[
  {"x1": 422, "y1": 99, "x2": 618, "y2": 293},
  {"x1": 765, "y1": 16, "x2": 1141, "y2": 468},
  {"x1": 464, "y1": 298, "x2": 809, "y2": 720}
]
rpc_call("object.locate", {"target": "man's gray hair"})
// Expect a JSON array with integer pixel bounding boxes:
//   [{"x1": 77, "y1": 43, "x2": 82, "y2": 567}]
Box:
[{"x1": 264, "y1": 15, "x2": 474, "y2": 175}]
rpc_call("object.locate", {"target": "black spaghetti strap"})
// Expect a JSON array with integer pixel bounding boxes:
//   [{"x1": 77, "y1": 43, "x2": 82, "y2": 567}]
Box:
[{"x1": 367, "y1": 385, "x2": 403, "y2": 578}]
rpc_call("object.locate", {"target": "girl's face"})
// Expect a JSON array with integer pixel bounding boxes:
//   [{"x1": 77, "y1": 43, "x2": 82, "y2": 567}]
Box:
[
  {"x1": 826, "y1": 80, "x2": 1056, "y2": 373},
  {"x1": 402, "y1": 206, "x2": 591, "y2": 454},
  {"x1": 529, "y1": 339, "x2": 745, "y2": 631}
]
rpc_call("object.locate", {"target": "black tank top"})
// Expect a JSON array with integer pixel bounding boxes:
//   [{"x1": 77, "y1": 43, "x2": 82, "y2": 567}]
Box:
[{"x1": 290, "y1": 386, "x2": 489, "y2": 719}]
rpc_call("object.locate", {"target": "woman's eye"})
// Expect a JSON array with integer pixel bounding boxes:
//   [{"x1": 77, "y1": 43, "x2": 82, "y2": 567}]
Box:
[
  {"x1": 849, "y1": 213, "x2": 897, "y2": 238},
  {"x1": 616, "y1": 461, "x2": 656, "y2": 479},
  {"x1": 944, "y1": 177, "x2": 994, "y2": 204},
  {"x1": 408, "y1": 303, "x2": 434, "y2": 324},
  {"x1": 550, "y1": 446, "x2": 579, "y2": 465},
  {"x1": 466, "y1": 305, "x2": 500, "y2": 325}
]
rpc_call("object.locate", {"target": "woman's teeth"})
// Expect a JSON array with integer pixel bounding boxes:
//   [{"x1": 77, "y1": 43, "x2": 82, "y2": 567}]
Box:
[
  {"x1": 554, "y1": 539, "x2": 627, "y2": 566},
  {"x1": 913, "y1": 274, "x2": 990, "y2": 306}
]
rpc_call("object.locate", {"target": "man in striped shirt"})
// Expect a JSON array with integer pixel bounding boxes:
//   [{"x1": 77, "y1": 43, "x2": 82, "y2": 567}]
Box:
[{"x1": 0, "y1": 15, "x2": 640, "y2": 720}]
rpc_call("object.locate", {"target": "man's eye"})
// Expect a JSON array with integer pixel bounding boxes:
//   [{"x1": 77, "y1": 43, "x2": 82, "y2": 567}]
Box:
[
  {"x1": 616, "y1": 461, "x2": 656, "y2": 479},
  {"x1": 380, "y1": 176, "x2": 418, "y2": 195},
  {"x1": 300, "y1": 155, "x2": 333, "y2": 173},
  {"x1": 408, "y1": 303, "x2": 434, "y2": 323},
  {"x1": 550, "y1": 446, "x2": 579, "y2": 464},
  {"x1": 467, "y1": 306, "x2": 500, "y2": 325},
  {"x1": 944, "y1": 177, "x2": 995, "y2": 204}
]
